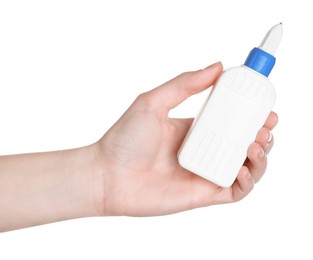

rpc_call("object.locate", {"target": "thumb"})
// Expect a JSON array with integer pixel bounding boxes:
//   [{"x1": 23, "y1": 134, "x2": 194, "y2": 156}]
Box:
[{"x1": 147, "y1": 62, "x2": 223, "y2": 111}]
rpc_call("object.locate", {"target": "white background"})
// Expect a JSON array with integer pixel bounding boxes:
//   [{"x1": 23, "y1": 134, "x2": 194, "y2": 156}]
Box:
[{"x1": 0, "y1": 0, "x2": 312, "y2": 259}]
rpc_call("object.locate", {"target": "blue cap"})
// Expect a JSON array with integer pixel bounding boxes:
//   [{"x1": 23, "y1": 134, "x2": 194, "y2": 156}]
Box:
[{"x1": 244, "y1": 48, "x2": 276, "y2": 77}]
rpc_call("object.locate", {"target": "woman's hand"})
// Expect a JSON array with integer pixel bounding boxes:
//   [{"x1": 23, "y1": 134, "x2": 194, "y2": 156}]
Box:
[
  {"x1": 94, "y1": 62, "x2": 278, "y2": 216},
  {"x1": 0, "y1": 62, "x2": 277, "y2": 232}
]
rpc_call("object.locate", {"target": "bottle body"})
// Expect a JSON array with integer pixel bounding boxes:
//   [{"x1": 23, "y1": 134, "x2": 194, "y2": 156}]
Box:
[{"x1": 178, "y1": 65, "x2": 276, "y2": 187}]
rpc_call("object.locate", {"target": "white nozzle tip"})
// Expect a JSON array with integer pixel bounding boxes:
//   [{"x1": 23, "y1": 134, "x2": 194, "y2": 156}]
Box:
[{"x1": 259, "y1": 23, "x2": 283, "y2": 56}]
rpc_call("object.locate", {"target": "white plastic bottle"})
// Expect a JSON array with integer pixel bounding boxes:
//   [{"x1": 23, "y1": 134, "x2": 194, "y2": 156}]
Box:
[{"x1": 178, "y1": 24, "x2": 283, "y2": 188}]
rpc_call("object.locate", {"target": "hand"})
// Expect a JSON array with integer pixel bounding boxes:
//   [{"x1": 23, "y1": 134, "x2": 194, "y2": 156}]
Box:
[
  {"x1": 0, "y1": 62, "x2": 277, "y2": 231},
  {"x1": 94, "y1": 62, "x2": 278, "y2": 216}
]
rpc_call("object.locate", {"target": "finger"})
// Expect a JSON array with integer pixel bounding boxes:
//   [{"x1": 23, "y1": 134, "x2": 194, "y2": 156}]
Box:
[
  {"x1": 170, "y1": 118, "x2": 194, "y2": 151},
  {"x1": 245, "y1": 142, "x2": 267, "y2": 183},
  {"x1": 146, "y1": 62, "x2": 223, "y2": 111},
  {"x1": 171, "y1": 118, "x2": 193, "y2": 136},
  {"x1": 263, "y1": 111, "x2": 278, "y2": 130},
  {"x1": 229, "y1": 166, "x2": 254, "y2": 202},
  {"x1": 255, "y1": 127, "x2": 274, "y2": 154}
]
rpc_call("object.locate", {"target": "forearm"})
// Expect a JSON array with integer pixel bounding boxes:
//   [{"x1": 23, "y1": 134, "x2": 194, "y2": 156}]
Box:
[{"x1": 0, "y1": 145, "x2": 102, "y2": 232}]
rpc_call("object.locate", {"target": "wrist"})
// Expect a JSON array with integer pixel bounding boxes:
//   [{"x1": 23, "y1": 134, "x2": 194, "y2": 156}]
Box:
[
  {"x1": 91, "y1": 139, "x2": 115, "y2": 217},
  {"x1": 73, "y1": 144, "x2": 106, "y2": 218}
]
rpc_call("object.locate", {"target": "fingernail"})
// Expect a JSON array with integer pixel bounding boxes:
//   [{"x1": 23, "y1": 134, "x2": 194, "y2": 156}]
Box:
[
  {"x1": 258, "y1": 148, "x2": 265, "y2": 158},
  {"x1": 268, "y1": 131, "x2": 272, "y2": 143},
  {"x1": 246, "y1": 171, "x2": 251, "y2": 179}
]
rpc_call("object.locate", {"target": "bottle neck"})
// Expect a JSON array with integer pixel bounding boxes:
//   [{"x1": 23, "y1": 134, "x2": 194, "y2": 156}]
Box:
[{"x1": 244, "y1": 47, "x2": 276, "y2": 77}]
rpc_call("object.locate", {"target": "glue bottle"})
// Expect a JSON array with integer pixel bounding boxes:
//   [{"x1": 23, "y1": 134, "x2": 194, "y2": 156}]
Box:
[{"x1": 178, "y1": 24, "x2": 283, "y2": 187}]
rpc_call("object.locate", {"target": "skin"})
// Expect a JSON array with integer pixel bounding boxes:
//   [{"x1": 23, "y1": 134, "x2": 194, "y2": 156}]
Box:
[{"x1": 0, "y1": 62, "x2": 278, "y2": 232}]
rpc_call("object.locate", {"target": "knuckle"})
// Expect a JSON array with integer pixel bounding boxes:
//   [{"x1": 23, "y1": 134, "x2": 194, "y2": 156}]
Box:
[
  {"x1": 232, "y1": 189, "x2": 247, "y2": 203},
  {"x1": 178, "y1": 71, "x2": 190, "y2": 78},
  {"x1": 135, "y1": 92, "x2": 155, "y2": 111}
]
